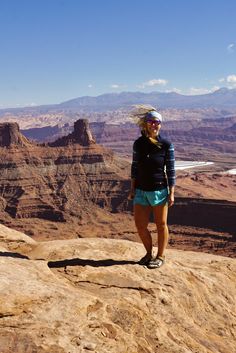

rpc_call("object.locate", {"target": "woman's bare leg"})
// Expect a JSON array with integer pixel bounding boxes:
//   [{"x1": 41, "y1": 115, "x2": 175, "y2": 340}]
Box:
[
  {"x1": 134, "y1": 204, "x2": 152, "y2": 255},
  {"x1": 152, "y1": 204, "x2": 169, "y2": 258}
]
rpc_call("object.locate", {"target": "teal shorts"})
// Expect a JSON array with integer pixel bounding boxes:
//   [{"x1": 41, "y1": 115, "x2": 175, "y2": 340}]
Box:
[{"x1": 133, "y1": 188, "x2": 169, "y2": 207}]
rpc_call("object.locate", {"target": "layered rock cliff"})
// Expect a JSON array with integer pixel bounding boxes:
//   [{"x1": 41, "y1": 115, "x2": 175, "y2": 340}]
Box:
[
  {"x1": 49, "y1": 119, "x2": 96, "y2": 146},
  {"x1": 0, "y1": 120, "x2": 129, "y2": 236},
  {"x1": 0, "y1": 120, "x2": 235, "y2": 258},
  {"x1": 0, "y1": 224, "x2": 235, "y2": 353},
  {"x1": 0, "y1": 122, "x2": 32, "y2": 147}
]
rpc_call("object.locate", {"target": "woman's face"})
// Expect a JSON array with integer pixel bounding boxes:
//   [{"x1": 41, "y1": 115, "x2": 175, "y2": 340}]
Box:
[{"x1": 146, "y1": 119, "x2": 161, "y2": 136}]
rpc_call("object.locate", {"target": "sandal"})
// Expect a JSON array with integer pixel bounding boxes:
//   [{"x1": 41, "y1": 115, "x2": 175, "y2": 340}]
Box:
[
  {"x1": 147, "y1": 256, "x2": 165, "y2": 269},
  {"x1": 138, "y1": 253, "x2": 153, "y2": 265}
]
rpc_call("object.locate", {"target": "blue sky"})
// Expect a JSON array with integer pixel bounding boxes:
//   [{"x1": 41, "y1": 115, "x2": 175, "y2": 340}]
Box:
[{"x1": 0, "y1": 0, "x2": 236, "y2": 107}]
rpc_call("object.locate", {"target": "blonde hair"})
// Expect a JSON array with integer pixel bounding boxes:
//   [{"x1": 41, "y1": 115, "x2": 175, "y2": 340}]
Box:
[
  {"x1": 129, "y1": 104, "x2": 162, "y2": 147},
  {"x1": 130, "y1": 104, "x2": 159, "y2": 132}
]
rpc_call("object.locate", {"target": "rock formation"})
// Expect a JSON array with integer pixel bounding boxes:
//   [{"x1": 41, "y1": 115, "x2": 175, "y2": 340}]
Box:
[
  {"x1": 0, "y1": 119, "x2": 130, "y2": 238},
  {"x1": 0, "y1": 122, "x2": 32, "y2": 147},
  {"x1": 0, "y1": 119, "x2": 235, "y2": 258},
  {"x1": 21, "y1": 116, "x2": 236, "y2": 157},
  {"x1": 49, "y1": 119, "x2": 96, "y2": 146},
  {"x1": 0, "y1": 223, "x2": 235, "y2": 353},
  {"x1": 92, "y1": 117, "x2": 236, "y2": 157}
]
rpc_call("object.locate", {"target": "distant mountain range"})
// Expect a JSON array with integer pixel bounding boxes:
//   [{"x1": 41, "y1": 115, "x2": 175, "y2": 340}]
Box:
[
  {"x1": 58, "y1": 87, "x2": 236, "y2": 110},
  {"x1": 1, "y1": 87, "x2": 236, "y2": 115}
]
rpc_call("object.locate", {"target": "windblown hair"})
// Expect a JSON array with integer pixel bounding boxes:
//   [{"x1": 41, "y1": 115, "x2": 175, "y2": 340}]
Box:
[
  {"x1": 129, "y1": 104, "x2": 162, "y2": 147},
  {"x1": 129, "y1": 104, "x2": 158, "y2": 132}
]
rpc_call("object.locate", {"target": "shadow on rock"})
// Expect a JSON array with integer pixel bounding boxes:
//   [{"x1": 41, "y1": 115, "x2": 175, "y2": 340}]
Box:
[
  {"x1": 48, "y1": 258, "x2": 138, "y2": 268},
  {"x1": 0, "y1": 251, "x2": 29, "y2": 259}
]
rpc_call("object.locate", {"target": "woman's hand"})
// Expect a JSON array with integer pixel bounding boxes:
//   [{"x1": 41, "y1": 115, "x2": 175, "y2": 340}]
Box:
[
  {"x1": 168, "y1": 193, "x2": 174, "y2": 207},
  {"x1": 128, "y1": 179, "x2": 136, "y2": 200},
  {"x1": 128, "y1": 189, "x2": 135, "y2": 200}
]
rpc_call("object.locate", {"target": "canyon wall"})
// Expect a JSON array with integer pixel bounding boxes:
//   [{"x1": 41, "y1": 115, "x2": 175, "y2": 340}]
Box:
[{"x1": 0, "y1": 120, "x2": 129, "y2": 224}]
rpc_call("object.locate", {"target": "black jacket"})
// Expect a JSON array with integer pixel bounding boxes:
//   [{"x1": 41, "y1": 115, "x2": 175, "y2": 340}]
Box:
[{"x1": 131, "y1": 134, "x2": 175, "y2": 191}]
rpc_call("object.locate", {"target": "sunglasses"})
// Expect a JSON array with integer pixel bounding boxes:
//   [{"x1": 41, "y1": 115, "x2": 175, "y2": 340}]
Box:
[{"x1": 146, "y1": 119, "x2": 161, "y2": 126}]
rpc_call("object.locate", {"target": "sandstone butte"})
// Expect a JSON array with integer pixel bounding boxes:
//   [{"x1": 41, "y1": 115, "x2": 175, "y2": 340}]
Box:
[
  {"x1": 0, "y1": 120, "x2": 130, "y2": 239},
  {"x1": 0, "y1": 223, "x2": 235, "y2": 353}
]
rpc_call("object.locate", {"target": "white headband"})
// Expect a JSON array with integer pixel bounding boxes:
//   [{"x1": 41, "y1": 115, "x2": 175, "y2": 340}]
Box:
[{"x1": 145, "y1": 111, "x2": 162, "y2": 122}]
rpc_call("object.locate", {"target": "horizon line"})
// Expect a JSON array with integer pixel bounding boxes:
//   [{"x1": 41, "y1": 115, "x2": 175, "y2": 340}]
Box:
[{"x1": 0, "y1": 86, "x2": 234, "y2": 111}]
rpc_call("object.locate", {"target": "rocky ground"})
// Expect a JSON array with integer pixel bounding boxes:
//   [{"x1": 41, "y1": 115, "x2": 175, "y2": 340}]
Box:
[{"x1": 0, "y1": 224, "x2": 236, "y2": 353}]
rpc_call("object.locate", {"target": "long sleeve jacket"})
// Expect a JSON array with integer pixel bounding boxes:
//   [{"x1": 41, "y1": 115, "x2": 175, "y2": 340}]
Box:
[{"x1": 131, "y1": 134, "x2": 175, "y2": 191}]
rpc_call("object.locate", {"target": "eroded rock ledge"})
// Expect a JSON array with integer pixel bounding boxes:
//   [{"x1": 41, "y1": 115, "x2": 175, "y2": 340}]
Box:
[
  {"x1": 0, "y1": 119, "x2": 96, "y2": 148},
  {"x1": 0, "y1": 224, "x2": 235, "y2": 353},
  {"x1": 49, "y1": 119, "x2": 96, "y2": 147},
  {"x1": 0, "y1": 119, "x2": 129, "y2": 227}
]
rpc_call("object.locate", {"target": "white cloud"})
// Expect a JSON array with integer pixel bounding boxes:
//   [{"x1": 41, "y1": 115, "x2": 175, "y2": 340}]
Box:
[
  {"x1": 171, "y1": 87, "x2": 182, "y2": 94},
  {"x1": 88, "y1": 84, "x2": 93, "y2": 88},
  {"x1": 226, "y1": 74, "x2": 236, "y2": 83},
  {"x1": 138, "y1": 78, "x2": 168, "y2": 89},
  {"x1": 211, "y1": 85, "x2": 220, "y2": 91},
  {"x1": 189, "y1": 87, "x2": 210, "y2": 95},
  {"x1": 217, "y1": 74, "x2": 236, "y2": 87},
  {"x1": 187, "y1": 86, "x2": 220, "y2": 95},
  {"x1": 164, "y1": 87, "x2": 182, "y2": 94},
  {"x1": 111, "y1": 84, "x2": 120, "y2": 88},
  {"x1": 24, "y1": 102, "x2": 37, "y2": 107},
  {"x1": 146, "y1": 79, "x2": 168, "y2": 86},
  {"x1": 227, "y1": 43, "x2": 235, "y2": 53}
]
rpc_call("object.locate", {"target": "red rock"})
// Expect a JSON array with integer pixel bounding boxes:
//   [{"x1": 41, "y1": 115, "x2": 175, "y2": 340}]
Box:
[
  {"x1": 0, "y1": 224, "x2": 236, "y2": 353},
  {"x1": 0, "y1": 122, "x2": 31, "y2": 147},
  {"x1": 49, "y1": 119, "x2": 96, "y2": 146},
  {"x1": 0, "y1": 119, "x2": 129, "y2": 233}
]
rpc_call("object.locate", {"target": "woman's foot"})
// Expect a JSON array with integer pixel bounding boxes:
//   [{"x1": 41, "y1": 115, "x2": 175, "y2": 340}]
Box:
[
  {"x1": 147, "y1": 256, "x2": 165, "y2": 269},
  {"x1": 138, "y1": 252, "x2": 153, "y2": 265}
]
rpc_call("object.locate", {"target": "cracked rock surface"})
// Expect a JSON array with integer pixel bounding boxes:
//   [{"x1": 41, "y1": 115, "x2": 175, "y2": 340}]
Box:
[{"x1": 0, "y1": 223, "x2": 235, "y2": 353}]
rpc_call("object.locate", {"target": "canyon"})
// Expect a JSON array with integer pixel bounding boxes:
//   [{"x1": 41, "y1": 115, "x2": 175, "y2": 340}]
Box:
[
  {"x1": 0, "y1": 120, "x2": 130, "y2": 234},
  {"x1": 0, "y1": 118, "x2": 235, "y2": 258},
  {"x1": 20, "y1": 115, "x2": 236, "y2": 161}
]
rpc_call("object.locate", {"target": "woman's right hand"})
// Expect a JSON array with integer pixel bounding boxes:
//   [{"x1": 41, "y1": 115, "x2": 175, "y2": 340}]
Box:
[{"x1": 128, "y1": 190, "x2": 135, "y2": 200}]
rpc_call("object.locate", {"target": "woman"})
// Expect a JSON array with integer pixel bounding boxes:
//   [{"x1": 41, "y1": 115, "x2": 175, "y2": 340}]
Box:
[{"x1": 129, "y1": 107, "x2": 175, "y2": 268}]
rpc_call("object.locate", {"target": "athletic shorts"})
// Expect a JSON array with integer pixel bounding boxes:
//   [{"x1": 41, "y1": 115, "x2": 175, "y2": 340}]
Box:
[{"x1": 133, "y1": 188, "x2": 169, "y2": 207}]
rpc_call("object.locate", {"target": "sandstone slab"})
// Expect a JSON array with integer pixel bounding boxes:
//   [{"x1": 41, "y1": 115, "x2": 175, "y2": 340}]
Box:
[{"x1": 0, "y1": 225, "x2": 235, "y2": 353}]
